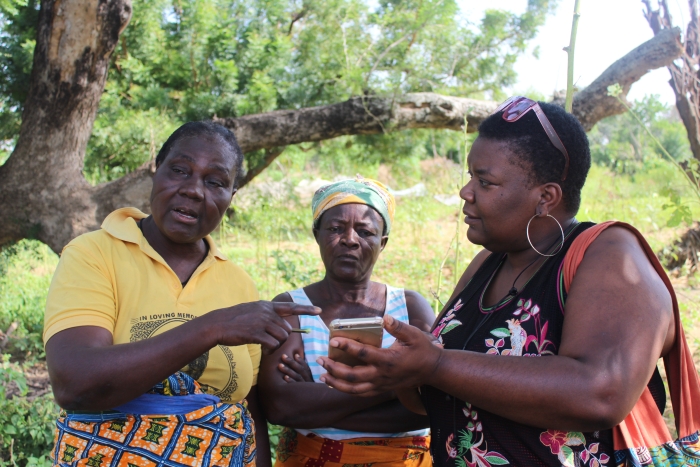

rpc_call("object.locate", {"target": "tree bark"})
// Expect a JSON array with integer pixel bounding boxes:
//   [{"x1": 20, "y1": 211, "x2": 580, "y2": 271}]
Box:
[
  {"x1": 643, "y1": 0, "x2": 700, "y2": 161},
  {"x1": 0, "y1": 3, "x2": 683, "y2": 253},
  {"x1": 569, "y1": 27, "x2": 682, "y2": 131},
  {"x1": 0, "y1": 0, "x2": 131, "y2": 251}
]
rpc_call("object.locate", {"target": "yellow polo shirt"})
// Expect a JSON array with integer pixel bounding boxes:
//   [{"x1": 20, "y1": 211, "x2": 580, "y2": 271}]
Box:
[{"x1": 44, "y1": 207, "x2": 261, "y2": 403}]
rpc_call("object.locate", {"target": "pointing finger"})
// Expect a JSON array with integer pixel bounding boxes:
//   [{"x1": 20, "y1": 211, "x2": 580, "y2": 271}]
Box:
[{"x1": 272, "y1": 302, "x2": 322, "y2": 317}]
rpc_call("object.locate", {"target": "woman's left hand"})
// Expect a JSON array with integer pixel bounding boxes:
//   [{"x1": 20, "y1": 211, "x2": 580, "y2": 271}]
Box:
[
  {"x1": 278, "y1": 353, "x2": 314, "y2": 382},
  {"x1": 317, "y1": 314, "x2": 442, "y2": 396}
]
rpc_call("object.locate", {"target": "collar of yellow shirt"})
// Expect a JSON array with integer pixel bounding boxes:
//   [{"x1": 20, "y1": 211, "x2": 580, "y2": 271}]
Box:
[{"x1": 102, "y1": 207, "x2": 228, "y2": 269}]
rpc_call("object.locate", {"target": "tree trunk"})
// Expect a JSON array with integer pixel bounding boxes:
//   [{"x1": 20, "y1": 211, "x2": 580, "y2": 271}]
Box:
[
  {"x1": 0, "y1": 0, "x2": 131, "y2": 251},
  {"x1": 0, "y1": 1, "x2": 682, "y2": 253}
]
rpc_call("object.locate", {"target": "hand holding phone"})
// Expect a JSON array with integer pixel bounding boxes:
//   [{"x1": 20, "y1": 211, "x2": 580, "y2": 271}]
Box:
[{"x1": 328, "y1": 316, "x2": 383, "y2": 367}]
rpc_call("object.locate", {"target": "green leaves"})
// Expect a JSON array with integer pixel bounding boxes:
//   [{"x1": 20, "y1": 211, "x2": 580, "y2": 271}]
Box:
[
  {"x1": 490, "y1": 328, "x2": 510, "y2": 338},
  {"x1": 0, "y1": 356, "x2": 57, "y2": 466},
  {"x1": 0, "y1": 240, "x2": 55, "y2": 357},
  {"x1": 272, "y1": 249, "x2": 323, "y2": 289},
  {"x1": 592, "y1": 92, "x2": 698, "y2": 227},
  {"x1": 661, "y1": 187, "x2": 693, "y2": 227},
  {"x1": 590, "y1": 94, "x2": 692, "y2": 175},
  {"x1": 442, "y1": 321, "x2": 462, "y2": 334},
  {"x1": 484, "y1": 455, "x2": 509, "y2": 465}
]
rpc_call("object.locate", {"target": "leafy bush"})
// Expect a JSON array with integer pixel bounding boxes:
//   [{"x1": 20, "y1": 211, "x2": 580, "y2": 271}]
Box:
[
  {"x1": 588, "y1": 95, "x2": 692, "y2": 175},
  {"x1": 272, "y1": 250, "x2": 324, "y2": 289},
  {"x1": 0, "y1": 356, "x2": 56, "y2": 467},
  {"x1": 267, "y1": 424, "x2": 283, "y2": 460},
  {"x1": 0, "y1": 240, "x2": 57, "y2": 358}
]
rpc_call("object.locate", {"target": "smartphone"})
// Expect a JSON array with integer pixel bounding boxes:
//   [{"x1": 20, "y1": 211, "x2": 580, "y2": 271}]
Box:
[{"x1": 328, "y1": 316, "x2": 384, "y2": 367}]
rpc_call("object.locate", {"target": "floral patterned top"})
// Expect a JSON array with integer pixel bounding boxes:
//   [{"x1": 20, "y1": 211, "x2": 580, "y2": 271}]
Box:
[{"x1": 422, "y1": 222, "x2": 666, "y2": 467}]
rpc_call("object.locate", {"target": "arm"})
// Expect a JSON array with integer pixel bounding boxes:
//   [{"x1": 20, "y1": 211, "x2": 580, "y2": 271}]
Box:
[
  {"x1": 45, "y1": 245, "x2": 320, "y2": 411},
  {"x1": 262, "y1": 291, "x2": 432, "y2": 430},
  {"x1": 246, "y1": 386, "x2": 271, "y2": 467},
  {"x1": 331, "y1": 399, "x2": 429, "y2": 432},
  {"x1": 396, "y1": 389, "x2": 426, "y2": 415},
  {"x1": 392, "y1": 289, "x2": 439, "y2": 415},
  {"x1": 320, "y1": 228, "x2": 675, "y2": 431},
  {"x1": 258, "y1": 293, "x2": 393, "y2": 429},
  {"x1": 403, "y1": 290, "x2": 436, "y2": 332},
  {"x1": 272, "y1": 341, "x2": 430, "y2": 430},
  {"x1": 47, "y1": 308, "x2": 319, "y2": 410}
]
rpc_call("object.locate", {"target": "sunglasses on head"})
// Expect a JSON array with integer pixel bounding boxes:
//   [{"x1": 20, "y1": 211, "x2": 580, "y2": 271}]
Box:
[{"x1": 495, "y1": 96, "x2": 570, "y2": 181}]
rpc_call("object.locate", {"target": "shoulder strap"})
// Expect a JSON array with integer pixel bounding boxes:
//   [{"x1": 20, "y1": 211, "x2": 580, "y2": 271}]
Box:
[
  {"x1": 288, "y1": 288, "x2": 314, "y2": 306},
  {"x1": 385, "y1": 285, "x2": 409, "y2": 323},
  {"x1": 562, "y1": 221, "x2": 700, "y2": 440},
  {"x1": 562, "y1": 221, "x2": 618, "y2": 293}
]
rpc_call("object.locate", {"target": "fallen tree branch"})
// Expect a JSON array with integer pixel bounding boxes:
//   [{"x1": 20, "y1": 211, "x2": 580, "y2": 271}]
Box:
[
  {"x1": 214, "y1": 94, "x2": 496, "y2": 153},
  {"x1": 569, "y1": 27, "x2": 682, "y2": 130}
]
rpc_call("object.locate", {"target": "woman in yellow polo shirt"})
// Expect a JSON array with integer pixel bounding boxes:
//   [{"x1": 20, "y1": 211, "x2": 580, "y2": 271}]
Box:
[{"x1": 43, "y1": 121, "x2": 319, "y2": 467}]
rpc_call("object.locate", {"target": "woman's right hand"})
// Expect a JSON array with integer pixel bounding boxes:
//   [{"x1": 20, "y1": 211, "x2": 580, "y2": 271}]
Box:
[
  {"x1": 212, "y1": 301, "x2": 321, "y2": 350},
  {"x1": 318, "y1": 314, "x2": 443, "y2": 396}
]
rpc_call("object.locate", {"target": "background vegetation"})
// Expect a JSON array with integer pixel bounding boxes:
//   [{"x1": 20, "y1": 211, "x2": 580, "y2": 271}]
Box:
[{"x1": 0, "y1": 0, "x2": 698, "y2": 465}]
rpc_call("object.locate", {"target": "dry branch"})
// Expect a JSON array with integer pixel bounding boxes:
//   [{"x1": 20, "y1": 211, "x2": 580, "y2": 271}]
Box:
[
  {"x1": 570, "y1": 27, "x2": 682, "y2": 131},
  {"x1": 215, "y1": 93, "x2": 497, "y2": 153}
]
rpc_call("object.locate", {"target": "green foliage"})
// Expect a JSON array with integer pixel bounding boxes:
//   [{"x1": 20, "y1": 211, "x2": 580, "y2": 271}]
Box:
[
  {"x1": 589, "y1": 95, "x2": 692, "y2": 174},
  {"x1": 593, "y1": 92, "x2": 699, "y2": 228},
  {"x1": 267, "y1": 424, "x2": 283, "y2": 460},
  {"x1": 272, "y1": 250, "x2": 324, "y2": 289},
  {"x1": 0, "y1": 0, "x2": 37, "y2": 163},
  {"x1": 660, "y1": 187, "x2": 694, "y2": 227},
  {"x1": 0, "y1": 0, "x2": 557, "y2": 182},
  {"x1": 84, "y1": 104, "x2": 179, "y2": 184},
  {"x1": 0, "y1": 240, "x2": 57, "y2": 358},
  {"x1": 0, "y1": 356, "x2": 56, "y2": 467}
]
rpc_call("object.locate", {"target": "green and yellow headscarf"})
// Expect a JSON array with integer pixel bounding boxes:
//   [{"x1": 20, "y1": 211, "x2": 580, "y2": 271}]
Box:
[{"x1": 311, "y1": 175, "x2": 396, "y2": 235}]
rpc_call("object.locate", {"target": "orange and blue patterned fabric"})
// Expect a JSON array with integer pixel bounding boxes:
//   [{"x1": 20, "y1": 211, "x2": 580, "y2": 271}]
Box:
[
  {"x1": 564, "y1": 222, "x2": 700, "y2": 467},
  {"x1": 311, "y1": 175, "x2": 395, "y2": 235},
  {"x1": 274, "y1": 427, "x2": 430, "y2": 467},
  {"x1": 51, "y1": 372, "x2": 256, "y2": 467}
]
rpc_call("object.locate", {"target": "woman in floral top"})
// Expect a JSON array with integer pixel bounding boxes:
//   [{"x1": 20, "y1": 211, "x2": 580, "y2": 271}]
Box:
[{"x1": 316, "y1": 98, "x2": 676, "y2": 466}]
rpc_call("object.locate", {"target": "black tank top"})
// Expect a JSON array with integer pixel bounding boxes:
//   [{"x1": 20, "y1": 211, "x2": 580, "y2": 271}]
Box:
[{"x1": 422, "y1": 222, "x2": 665, "y2": 466}]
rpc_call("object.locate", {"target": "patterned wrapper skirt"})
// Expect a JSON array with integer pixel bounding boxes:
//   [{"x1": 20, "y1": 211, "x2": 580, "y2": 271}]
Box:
[{"x1": 50, "y1": 373, "x2": 256, "y2": 467}]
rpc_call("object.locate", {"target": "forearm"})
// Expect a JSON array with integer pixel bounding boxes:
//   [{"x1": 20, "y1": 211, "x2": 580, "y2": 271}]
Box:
[
  {"x1": 330, "y1": 399, "x2": 429, "y2": 432},
  {"x1": 261, "y1": 382, "x2": 393, "y2": 428},
  {"x1": 396, "y1": 388, "x2": 426, "y2": 415},
  {"x1": 47, "y1": 315, "x2": 221, "y2": 410},
  {"x1": 246, "y1": 387, "x2": 271, "y2": 467},
  {"x1": 430, "y1": 349, "x2": 633, "y2": 431}
]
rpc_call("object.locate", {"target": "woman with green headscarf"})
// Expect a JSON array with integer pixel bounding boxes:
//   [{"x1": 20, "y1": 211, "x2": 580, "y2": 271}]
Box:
[{"x1": 258, "y1": 176, "x2": 434, "y2": 467}]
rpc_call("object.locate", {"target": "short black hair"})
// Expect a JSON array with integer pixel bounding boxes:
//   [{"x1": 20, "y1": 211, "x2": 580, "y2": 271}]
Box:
[
  {"x1": 477, "y1": 101, "x2": 590, "y2": 213},
  {"x1": 155, "y1": 121, "x2": 244, "y2": 187}
]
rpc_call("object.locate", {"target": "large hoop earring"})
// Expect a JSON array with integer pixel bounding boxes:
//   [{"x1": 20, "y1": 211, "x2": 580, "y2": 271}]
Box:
[{"x1": 526, "y1": 214, "x2": 565, "y2": 257}]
